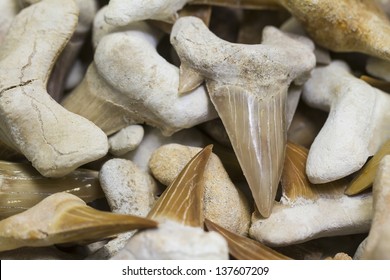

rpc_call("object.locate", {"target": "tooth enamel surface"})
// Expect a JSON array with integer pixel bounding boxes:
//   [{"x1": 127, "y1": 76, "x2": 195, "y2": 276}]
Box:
[
  {"x1": 112, "y1": 220, "x2": 229, "y2": 260},
  {"x1": 171, "y1": 16, "x2": 315, "y2": 217}
]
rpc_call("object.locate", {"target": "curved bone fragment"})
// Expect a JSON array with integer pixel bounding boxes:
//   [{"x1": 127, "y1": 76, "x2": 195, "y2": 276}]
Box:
[
  {"x1": 171, "y1": 16, "x2": 315, "y2": 217},
  {"x1": 62, "y1": 24, "x2": 217, "y2": 136},
  {"x1": 359, "y1": 156, "x2": 390, "y2": 259},
  {"x1": 303, "y1": 60, "x2": 390, "y2": 183},
  {"x1": 0, "y1": 0, "x2": 108, "y2": 177},
  {"x1": 250, "y1": 143, "x2": 372, "y2": 246},
  {"x1": 108, "y1": 125, "x2": 144, "y2": 156},
  {"x1": 113, "y1": 146, "x2": 228, "y2": 260},
  {"x1": 277, "y1": 0, "x2": 390, "y2": 62},
  {"x1": 0, "y1": 192, "x2": 157, "y2": 252}
]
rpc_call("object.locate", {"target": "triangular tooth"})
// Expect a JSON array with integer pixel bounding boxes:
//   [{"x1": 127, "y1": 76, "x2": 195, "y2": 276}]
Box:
[
  {"x1": 282, "y1": 142, "x2": 346, "y2": 202},
  {"x1": 345, "y1": 139, "x2": 390, "y2": 196},
  {"x1": 178, "y1": 64, "x2": 205, "y2": 94},
  {"x1": 207, "y1": 83, "x2": 286, "y2": 218},
  {"x1": 0, "y1": 193, "x2": 157, "y2": 252},
  {"x1": 147, "y1": 145, "x2": 213, "y2": 228},
  {"x1": 205, "y1": 219, "x2": 291, "y2": 260}
]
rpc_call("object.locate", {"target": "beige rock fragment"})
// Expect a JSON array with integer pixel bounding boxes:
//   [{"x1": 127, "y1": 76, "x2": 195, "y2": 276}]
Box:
[
  {"x1": 114, "y1": 145, "x2": 229, "y2": 260},
  {"x1": 0, "y1": 0, "x2": 20, "y2": 45},
  {"x1": 88, "y1": 158, "x2": 159, "y2": 259},
  {"x1": 324, "y1": 253, "x2": 352, "y2": 260},
  {"x1": 108, "y1": 125, "x2": 144, "y2": 156},
  {"x1": 278, "y1": 0, "x2": 390, "y2": 62},
  {"x1": 0, "y1": 192, "x2": 157, "y2": 252},
  {"x1": 250, "y1": 143, "x2": 372, "y2": 246},
  {"x1": 0, "y1": 0, "x2": 108, "y2": 177},
  {"x1": 171, "y1": 16, "x2": 315, "y2": 217},
  {"x1": 303, "y1": 60, "x2": 390, "y2": 183},
  {"x1": 62, "y1": 23, "x2": 217, "y2": 136},
  {"x1": 359, "y1": 156, "x2": 390, "y2": 259},
  {"x1": 149, "y1": 143, "x2": 251, "y2": 236}
]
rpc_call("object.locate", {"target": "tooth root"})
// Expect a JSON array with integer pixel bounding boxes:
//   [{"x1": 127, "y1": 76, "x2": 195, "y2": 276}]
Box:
[
  {"x1": 345, "y1": 139, "x2": 390, "y2": 196},
  {"x1": 0, "y1": 193, "x2": 157, "y2": 252},
  {"x1": 147, "y1": 145, "x2": 213, "y2": 227},
  {"x1": 207, "y1": 83, "x2": 287, "y2": 218},
  {"x1": 205, "y1": 219, "x2": 291, "y2": 260},
  {"x1": 178, "y1": 64, "x2": 204, "y2": 94}
]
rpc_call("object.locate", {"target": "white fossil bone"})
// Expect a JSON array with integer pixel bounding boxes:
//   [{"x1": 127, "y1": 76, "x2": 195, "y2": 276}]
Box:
[
  {"x1": 62, "y1": 23, "x2": 217, "y2": 136},
  {"x1": 149, "y1": 143, "x2": 251, "y2": 235},
  {"x1": 88, "y1": 158, "x2": 159, "y2": 259},
  {"x1": 359, "y1": 156, "x2": 390, "y2": 259},
  {"x1": 302, "y1": 60, "x2": 390, "y2": 183},
  {"x1": 250, "y1": 143, "x2": 373, "y2": 246},
  {"x1": 0, "y1": 0, "x2": 108, "y2": 177},
  {"x1": 108, "y1": 125, "x2": 144, "y2": 156},
  {"x1": 113, "y1": 146, "x2": 229, "y2": 260},
  {"x1": 0, "y1": 0, "x2": 21, "y2": 45},
  {"x1": 171, "y1": 16, "x2": 315, "y2": 217}
]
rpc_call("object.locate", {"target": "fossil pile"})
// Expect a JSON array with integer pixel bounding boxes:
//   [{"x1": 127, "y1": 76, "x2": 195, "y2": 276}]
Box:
[{"x1": 0, "y1": 0, "x2": 389, "y2": 260}]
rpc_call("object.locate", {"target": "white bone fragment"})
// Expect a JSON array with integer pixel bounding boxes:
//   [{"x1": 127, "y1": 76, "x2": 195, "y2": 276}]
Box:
[
  {"x1": 303, "y1": 60, "x2": 390, "y2": 183},
  {"x1": 108, "y1": 125, "x2": 144, "y2": 156},
  {"x1": 359, "y1": 156, "x2": 390, "y2": 259},
  {"x1": 171, "y1": 16, "x2": 315, "y2": 217},
  {"x1": 62, "y1": 23, "x2": 217, "y2": 136},
  {"x1": 0, "y1": 0, "x2": 108, "y2": 177}
]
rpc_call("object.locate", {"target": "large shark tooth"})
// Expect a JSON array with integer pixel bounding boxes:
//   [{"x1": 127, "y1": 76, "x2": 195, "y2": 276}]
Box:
[
  {"x1": 0, "y1": 161, "x2": 103, "y2": 219},
  {"x1": 250, "y1": 142, "x2": 372, "y2": 246},
  {"x1": 171, "y1": 16, "x2": 315, "y2": 217},
  {"x1": 0, "y1": 192, "x2": 157, "y2": 252},
  {"x1": 277, "y1": 0, "x2": 390, "y2": 62},
  {"x1": 205, "y1": 219, "x2": 291, "y2": 260}
]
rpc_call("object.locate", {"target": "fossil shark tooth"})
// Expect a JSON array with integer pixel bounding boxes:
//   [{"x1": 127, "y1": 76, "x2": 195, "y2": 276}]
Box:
[
  {"x1": 345, "y1": 139, "x2": 390, "y2": 196},
  {"x1": 205, "y1": 219, "x2": 291, "y2": 260},
  {"x1": 147, "y1": 145, "x2": 213, "y2": 228},
  {"x1": 277, "y1": 0, "x2": 390, "y2": 62},
  {"x1": 250, "y1": 142, "x2": 372, "y2": 246},
  {"x1": 0, "y1": 192, "x2": 157, "y2": 252},
  {"x1": 0, "y1": 160, "x2": 104, "y2": 219},
  {"x1": 360, "y1": 75, "x2": 390, "y2": 93},
  {"x1": 171, "y1": 17, "x2": 315, "y2": 217},
  {"x1": 178, "y1": 64, "x2": 205, "y2": 94}
]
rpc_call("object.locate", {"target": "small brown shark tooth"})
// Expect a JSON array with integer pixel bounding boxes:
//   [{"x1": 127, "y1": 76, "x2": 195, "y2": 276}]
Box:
[
  {"x1": 0, "y1": 160, "x2": 104, "y2": 219},
  {"x1": 147, "y1": 145, "x2": 213, "y2": 227},
  {"x1": 345, "y1": 139, "x2": 390, "y2": 196},
  {"x1": 171, "y1": 16, "x2": 315, "y2": 217},
  {"x1": 250, "y1": 142, "x2": 372, "y2": 246},
  {"x1": 0, "y1": 192, "x2": 157, "y2": 252},
  {"x1": 277, "y1": 0, "x2": 390, "y2": 62},
  {"x1": 205, "y1": 219, "x2": 291, "y2": 260}
]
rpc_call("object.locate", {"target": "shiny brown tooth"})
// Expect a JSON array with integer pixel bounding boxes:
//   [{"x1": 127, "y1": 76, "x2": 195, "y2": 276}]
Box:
[
  {"x1": 205, "y1": 219, "x2": 291, "y2": 260},
  {"x1": 0, "y1": 193, "x2": 157, "y2": 252},
  {"x1": 345, "y1": 139, "x2": 390, "y2": 196},
  {"x1": 0, "y1": 161, "x2": 104, "y2": 219},
  {"x1": 147, "y1": 145, "x2": 213, "y2": 228},
  {"x1": 360, "y1": 75, "x2": 390, "y2": 93}
]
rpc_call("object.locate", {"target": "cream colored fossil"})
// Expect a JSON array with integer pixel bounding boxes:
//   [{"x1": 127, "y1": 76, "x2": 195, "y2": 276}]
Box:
[
  {"x1": 88, "y1": 158, "x2": 159, "y2": 259},
  {"x1": 0, "y1": 0, "x2": 20, "y2": 45},
  {"x1": 149, "y1": 143, "x2": 251, "y2": 235},
  {"x1": 277, "y1": 0, "x2": 390, "y2": 62},
  {"x1": 171, "y1": 16, "x2": 315, "y2": 218},
  {"x1": 62, "y1": 22, "x2": 217, "y2": 136},
  {"x1": 0, "y1": 0, "x2": 108, "y2": 177},
  {"x1": 108, "y1": 125, "x2": 144, "y2": 156},
  {"x1": 358, "y1": 156, "x2": 390, "y2": 259},
  {"x1": 0, "y1": 192, "x2": 157, "y2": 252},
  {"x1": 0, "y1": 161, "x2": 103, "y2": 219},
  {"x1": 302, "y1": 60, "x2": 390, "y2": 183},
  {"x1": 113, "y1": 146, "x2": 229, "y2": 260},
  {"x1": 249, "y1": 143, "x2": 372, "y2": 246}
]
